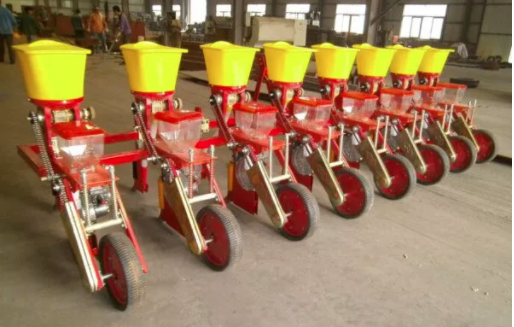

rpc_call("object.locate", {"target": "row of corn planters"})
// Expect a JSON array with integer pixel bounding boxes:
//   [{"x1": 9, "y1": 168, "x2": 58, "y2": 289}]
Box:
[{"x1": 15, "y1": 40, "x2": 497, "y2": 310}]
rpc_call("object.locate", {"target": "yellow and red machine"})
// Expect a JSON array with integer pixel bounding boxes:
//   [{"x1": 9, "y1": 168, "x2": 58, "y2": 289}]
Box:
[
  {"x1": 390, "y1": 45, "x2": 486, "y2": 172},
  {"x1": 15, "y1": 40, "x2": 146, "y2": 310},
  {"x1": 315, "y1": 43, "x2": 417, "y2": 199},
  {"x1": 201, "y1": 41, "x2": 319, "y2": 240},
  {"x1": 368, "y1": 45, "x2": 451, "y2": 184},
  {"x1": 393, "y1": 45, "x2": 496, "y2": 166},
  {"x1": 121, "y1": 41, "x2": 242, "y2": 271},
  {"x1": 259, "y1": 42, "x2": 374, "y2": 218}
]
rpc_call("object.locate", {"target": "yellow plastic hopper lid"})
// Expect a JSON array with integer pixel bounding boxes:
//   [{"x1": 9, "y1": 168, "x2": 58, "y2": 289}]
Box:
[
  {"x1": 13, "y1": 40, "x2": 91, "y2": 54},
  {"x1": 263, "y1": 41, "x2": 316, "y2": 53},
  {"x1": 417, "y1": 45, "x2": 454, "y2": 53},
  {"x1": 120, "y1": 41, "x2": 188, "y2": 53},
  {"x1": 387, "y1": 44, "x2": 425, "y2": 52},
  {"x1": 312, "y1": 42, "x2": 359, "y2": 52},
  {"x1": 353, "y1": 43, "x2": 396, "y2": 53},
  {"x1": 200, "y1": 41, "x2": 259, "y2": 52}
]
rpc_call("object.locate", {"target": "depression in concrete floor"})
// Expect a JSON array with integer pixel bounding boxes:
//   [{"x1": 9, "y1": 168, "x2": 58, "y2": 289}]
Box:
[{"x1": 0, "y1": 56, "x2": 511, "y2": 327}]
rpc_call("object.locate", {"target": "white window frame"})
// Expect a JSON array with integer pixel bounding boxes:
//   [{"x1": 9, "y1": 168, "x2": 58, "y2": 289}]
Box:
[
  {"x1": 334, "y1": 4, "x2": 366, "y2": 34},
  {"x1": 216, "y1": 4, "x2": 232, "y2": 17},
  {"x1": 400, "y1": 5, "x2": 447, "y2": 40},
  {"x1": 152, "y1": 4, "x2": 162, "y2": 16},
  {"x1": 189, "y1": 0, "x2": 206, "y2": 24},
  {"x1": 172, "y1": 5, "x2": 181, "y2": 19},
  {"x1": 247, "y1": 4, "x2": 266, "y2": 17},
  {"x1": 152, "y1": 4, "x2": 180, "y2": 18},
  {"x1": 285, "y1": 4, "x2": 310, "y2": 20}
]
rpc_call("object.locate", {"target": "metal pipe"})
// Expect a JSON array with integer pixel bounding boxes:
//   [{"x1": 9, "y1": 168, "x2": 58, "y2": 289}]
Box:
[
  {"x1": 189, "y1": 192, "x2": 218, "y2": 204},
  {"x1": 329, "y1": 161, "x2": 344, "y2": 168},
  {"x1": 418, "y1": 110, "x2": 425, "y2": 142},
  {"x1": 374, "y1": 116, "x2": 382, "y2": 148},
  {"x1": 209, "y1": 145, "x2": 215, "y2": 193},
  {"x1": 188, "y1": 149, "x2": 194, "y2": 199},
  {"x1": 268, "y1": 136, "x2": 274, "y2": 178},
  {"x1": 382, "y1": 115, "x2": 390, "y2": 151},
  {"x1": 467, "y1": 100, "x2": 472, "y2": 122},
  {"x1": 447, "y1": 105, "x2": 454, "y2": 133},
  {"x1": 85, "y1": 218, "x2": 124, "y2": 234},
  {"x1": 411, "y1": 110, "x2": 418, "y2": 138},
  {"x1": 284, "y1": 133, "x2": 290, "y2": 176},
  {"x1": 101, "y1": 273, "x2": 114, "y2": 281},
  {"x1": 327, "y1": 126, "x2": 333, "y2": 162},
  {"x1": 108, "y1": 166, "x2": 118, "y2": 219},
  {"x1": 270, "y1": 175, "x2": 291, "y2": 184},
  {"x1": 338, "y1": 123, "x2": 345, "y2": 163},
  {"x1": 81, "y1": 169, "x2": 91, "y2": 228},
  {"x1": 442, "y1": 105, "x2": 448, "y2": 131},
  {"x1": 471, "y1": 99, "x2": 477, "y2": 125}
]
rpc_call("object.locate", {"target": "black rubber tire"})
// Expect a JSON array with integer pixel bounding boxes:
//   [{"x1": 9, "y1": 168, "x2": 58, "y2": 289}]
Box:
[
  {"x1": 374, "y1": 154, "x2": 416, "y2": 200},
  {"x1": 99, "y1": 232, "x2": 146, "y2": 311},
  {"x1": 416, "y1": 144, "x2": 450, "y2": 185},
  {"x1": 276, "y1": 183, "x2": 319, "y2": 241},
  {"x1": 473, "y1": 129, "x2": 498, "y2": 163},
  {"x1": 449, "y1": 77, "x2": 479, "y2": 89},
  {"x1": 329, "y1": 167, "x2": 374, "y2": 219},
  {"x1": 449, "y1": 135, "x2": 477, "y2": 173},
  {"x1": 197, "y1": 204, "x2": 243, "y2": 271}
]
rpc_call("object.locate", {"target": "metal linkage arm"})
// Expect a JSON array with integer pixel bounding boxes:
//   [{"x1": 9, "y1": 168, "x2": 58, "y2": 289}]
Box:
[
  {"x1": 131, "y1": 102, "x2": 160, "y2": 163},
  {"x1": 269, "y1": 90, "x2": 296, "y2": 136},
  {"x1": 208, "y1": 95, "x2": 237, "y2": 149}
]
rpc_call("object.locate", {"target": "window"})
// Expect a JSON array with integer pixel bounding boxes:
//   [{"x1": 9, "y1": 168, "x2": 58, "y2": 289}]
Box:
[
  {"x1": 172, "y1": 5, "x2": 180, "y2": 19},
  {"x1": 216, "y1": 4, "x2": 232, "y2": 17},
  {"x1": 400, "y1": 5, "x2": 447, "y2": 39},
  {"x1": 285, "y1": 4, "x2": 310, "y2": 20},
  {"x1": 190, "y1": 0, "x2": 206, "y2": 24},
  {"x1": 152, "y1": 4, "x2": 181, "y2": 18},
  {"x1": 152, "y1": 5, "x2": 162, "y2": 16},
  {"x1": 247, "y1": 4, "x2": 266, "y2": 17},
  {"x1": 334, "y1": 5, "x2": 366, "y2": 34}
]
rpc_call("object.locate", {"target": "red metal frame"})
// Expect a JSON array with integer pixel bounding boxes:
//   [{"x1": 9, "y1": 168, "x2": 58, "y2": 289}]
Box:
[
  {"x1": 209, "y1": 80, "x2": 300, "y2": 213},
  {"x1": 357, "y1": 75, "x2": 386, "y2": 95},
  {"x1": 253, "y1": 52, "x2": 268, "y2": 101},
  {"x1": 390, "y1": 73, "x2": 416, "y2": 90},
  {"x1": 18, "y1": 98, "x2": 149, "y2": 286},
  {"x1": 130, "y1": 91, "x2": 230, "y2": 256},
  {"x1": 417, "y1": 72, "x2": 441, "y2": 87},
  {"x1": 396, "y1": 72, "x2": 474, "y2": 127},
  {"x1": 131, "y1": 91, "x2": 175, "y2": 193}
]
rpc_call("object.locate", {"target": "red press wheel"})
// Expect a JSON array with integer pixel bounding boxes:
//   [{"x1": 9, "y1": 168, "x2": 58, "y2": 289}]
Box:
[
  {"x1": 330, "y1": 167, "x2": 374, "y2": 219},
  {"x1": 449, "y1": 135, "x2": 477, "y2": 173},
  {"x1": 473, "y1": 129, "x2": 497, "y2": 163},
  {"x1": 99, "y1": 232, "x2": 145, "y2": 311},
  {"x1": 197, "y1": 204, "x2": 242, "y2": 271},
  {"x1": 277, "y1": 183, "x2": 319, "y2": 241},
  {"x1": 416, "y1": 144, "x2": 450, "y2": 185},
  {"x1": 375, "y1": 154, "x2": 416, "y2": 200}
]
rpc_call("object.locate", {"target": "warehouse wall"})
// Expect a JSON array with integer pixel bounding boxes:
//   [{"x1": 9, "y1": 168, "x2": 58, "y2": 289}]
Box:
[
  {"x1": 206, "y1": 0, "x2": 274, "y2": 17},
  {"x1": 476, "y1": 0, "x2": 512, "y2": 60},
  {"x1": 381, "y1": 0, "x2": 485, "y2": 49},
  {"x1": 7, "y1": 0, "x2": 36, "y2": 13}
]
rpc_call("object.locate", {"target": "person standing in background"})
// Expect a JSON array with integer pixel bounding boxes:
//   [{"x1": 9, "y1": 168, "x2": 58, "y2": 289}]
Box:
[
  {"x1": 19, "y1": 7, "x2": 38, "y2": 43},
  {"x1": 0, "y1": 0, "x2": 17, "y2": 64},
  {"x1": 169, "y1": 11, "x2": 181, "y2": 48},
  {"x1": 87, "y1": 6, "x2": 107, "y2": 52},
  {"x1": 71, "y1": 9, "x2": 85, "y2": 38},
  {"x1": 112, "y1": 5, "x2": 130, "y2": 44}
]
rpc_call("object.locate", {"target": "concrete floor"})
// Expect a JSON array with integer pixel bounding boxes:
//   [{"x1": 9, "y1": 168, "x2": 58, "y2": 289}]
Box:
[{"x1": 0, "y1": 56, "x2": 511, "y2": 327}]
